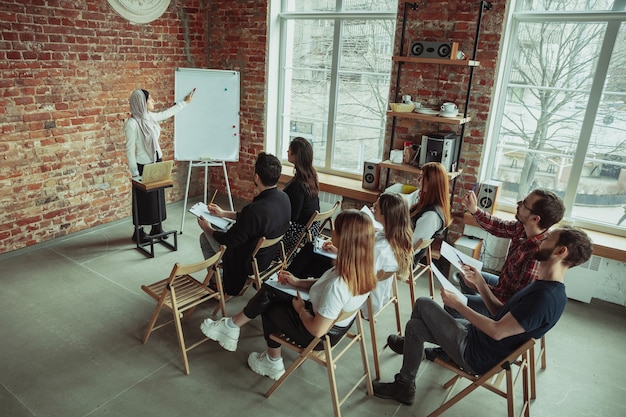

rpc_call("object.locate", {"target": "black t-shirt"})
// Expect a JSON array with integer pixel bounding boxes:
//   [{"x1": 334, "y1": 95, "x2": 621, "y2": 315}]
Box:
[{"x1": 464, "y1": 280, "x2": 567, "y2": 374}]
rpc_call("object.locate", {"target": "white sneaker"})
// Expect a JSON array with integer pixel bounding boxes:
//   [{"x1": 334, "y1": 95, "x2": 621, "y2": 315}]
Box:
[
  {"x1": 200, "y1": 317, "x2": 240, "y2": 352},
  {"x1": 247, "y1": 351, "x2": 285, "y2": 380}
]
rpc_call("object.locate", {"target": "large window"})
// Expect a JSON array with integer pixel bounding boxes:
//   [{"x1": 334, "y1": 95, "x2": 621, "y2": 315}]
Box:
[
  {"x1": 269, "y1": 0, "x2": 397, "y2": 177},
  {"x1": 485, "y1": 0, "x2": 626, "y2": 235}
]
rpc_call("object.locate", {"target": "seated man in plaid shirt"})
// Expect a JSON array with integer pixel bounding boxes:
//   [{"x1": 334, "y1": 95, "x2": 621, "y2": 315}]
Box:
[{"x1": 450, "y1": 188, "x2": 565, "y2": 317}]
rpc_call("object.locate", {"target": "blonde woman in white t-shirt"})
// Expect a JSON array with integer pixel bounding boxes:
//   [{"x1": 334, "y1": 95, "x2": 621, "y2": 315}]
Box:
[
  {"x1": 362, "y1": 192, "x2": 413, "y2": 318},
  {"x1": 200, "y1": 209, "x2": 377, "y2": 380}
]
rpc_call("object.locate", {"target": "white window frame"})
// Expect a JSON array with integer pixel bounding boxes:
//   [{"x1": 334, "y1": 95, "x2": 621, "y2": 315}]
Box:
[
  {"x1": 483, "y1": 0, "x2": 626, "y2": 236},
  {"x1": 266, "y1": 0, "x2": 397, "y2": 177}
]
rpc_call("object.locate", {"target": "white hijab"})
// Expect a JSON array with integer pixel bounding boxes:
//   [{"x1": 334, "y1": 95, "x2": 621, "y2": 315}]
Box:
[{"x1": 129, "y1": 89, "x2": 160, "y2": 162}]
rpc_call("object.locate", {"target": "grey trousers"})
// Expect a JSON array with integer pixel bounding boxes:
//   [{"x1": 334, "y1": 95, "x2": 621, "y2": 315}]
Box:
[{"x1": 398, "y1": 297, "x2": 475, "y2": 384}]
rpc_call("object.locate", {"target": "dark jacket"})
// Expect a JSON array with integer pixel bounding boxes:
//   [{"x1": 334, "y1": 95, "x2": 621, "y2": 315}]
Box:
[{"x1": 213, "y1": 187, "x2": 291, "y2": 295}]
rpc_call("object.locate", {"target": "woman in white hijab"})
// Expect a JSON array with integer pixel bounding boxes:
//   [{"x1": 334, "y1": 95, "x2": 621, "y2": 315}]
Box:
[{"x1": 125, "y1": 88, "x2": 193, "y2": 242}]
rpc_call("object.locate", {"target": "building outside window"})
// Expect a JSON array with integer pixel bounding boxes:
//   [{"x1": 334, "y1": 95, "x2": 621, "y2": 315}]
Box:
[
  {"x1": 484, "y1": 0, "x2": 626, "y2": 236},
  {"x1": 270, "y1": 0, "x2": 397, "y2": 177}
]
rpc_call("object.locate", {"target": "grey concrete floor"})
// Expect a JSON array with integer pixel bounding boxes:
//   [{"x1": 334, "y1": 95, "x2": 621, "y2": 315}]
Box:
[{"x1": 1, "y1": 196, "x2": 625, "y2": 417}]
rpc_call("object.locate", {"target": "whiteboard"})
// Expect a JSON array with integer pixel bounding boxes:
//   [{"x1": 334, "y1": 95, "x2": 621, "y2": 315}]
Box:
[{"x1": 174, "y1": 68, "x2": 240, "y2": 161}]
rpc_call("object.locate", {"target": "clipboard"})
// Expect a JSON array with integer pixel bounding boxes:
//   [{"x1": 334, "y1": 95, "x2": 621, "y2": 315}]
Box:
[{"x1": 189, "y1": 202, "x2": 235, "y2": 231}]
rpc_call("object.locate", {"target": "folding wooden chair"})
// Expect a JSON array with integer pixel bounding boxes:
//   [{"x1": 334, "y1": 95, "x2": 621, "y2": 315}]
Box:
[
  {"x1": 362, "y1": 271, "x2": 403, "y2": 381},
  {"x1": 284, "y1": 200, "x2": 340, "y2": 265},
  {"x1": 428, "y1": 338, "x2": 535, "y2": 417},
  {"x1": 265, "y1": 310, "x2": 373, "y2": 417},
  {"x1": 529, "y1": 335, "x2": 547, "y2": 399},
  {"x1": 239, "y1": 235, "x2": 286, "y2": 297},
  {"x1": 140, "y1": 246, "x2": 226, "y2": 375},
  {"x1": 409, "y1": 238, "x2": 435, "y2": 305}
]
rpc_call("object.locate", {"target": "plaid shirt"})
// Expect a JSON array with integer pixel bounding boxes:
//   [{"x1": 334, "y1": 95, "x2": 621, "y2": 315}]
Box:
[{"x1": 472, "y1": 209, "x2": 548, "y2": 302}]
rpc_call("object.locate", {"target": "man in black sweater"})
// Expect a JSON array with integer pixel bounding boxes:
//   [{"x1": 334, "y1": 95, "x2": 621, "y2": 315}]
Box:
[{"x1": 198, "y1": 152, "x2": 291, "y2": 295}]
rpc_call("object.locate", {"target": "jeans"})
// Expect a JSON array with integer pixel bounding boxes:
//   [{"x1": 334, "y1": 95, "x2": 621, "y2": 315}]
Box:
[
  {"x1": 446, "y1": 271, "x2": 500, "y2": 318},
  {"x1": 398, "y1": 297, "x2": 475, "y2": 384}
]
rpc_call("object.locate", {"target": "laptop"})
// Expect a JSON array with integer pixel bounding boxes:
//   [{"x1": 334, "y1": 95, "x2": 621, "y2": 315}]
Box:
[{"x1": 140, "y1": 160, "x2": 174, "y2": 183}]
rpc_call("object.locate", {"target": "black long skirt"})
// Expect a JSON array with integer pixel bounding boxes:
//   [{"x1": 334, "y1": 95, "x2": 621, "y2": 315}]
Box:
[{"x1": 132, "y1": 163, "x2": 167, "y2": 226}]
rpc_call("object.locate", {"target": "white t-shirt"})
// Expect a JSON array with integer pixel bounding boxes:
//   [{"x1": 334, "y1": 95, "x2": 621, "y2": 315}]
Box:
[
  {"x1": 361, "y1": 230, "x2": 399, "y2": 319},
  {"x1": 309, "y1": 267, "x2": 369, "y2": 328}
]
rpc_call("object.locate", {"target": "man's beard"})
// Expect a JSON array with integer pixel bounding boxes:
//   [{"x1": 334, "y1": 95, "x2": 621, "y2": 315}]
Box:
[{"x1": 533, "y1": 247, "x2": 554, "y2": 262}]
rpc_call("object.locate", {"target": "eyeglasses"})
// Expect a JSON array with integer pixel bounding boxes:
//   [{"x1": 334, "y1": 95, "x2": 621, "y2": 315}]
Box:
[{"x1": 519, "y1": 199, "x2": 536, "y2": 214}]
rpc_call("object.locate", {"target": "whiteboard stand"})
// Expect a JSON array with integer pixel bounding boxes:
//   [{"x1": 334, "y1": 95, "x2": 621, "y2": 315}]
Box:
[{"x1": 180, "y1": 160, "x2": 234, "y2": 234}]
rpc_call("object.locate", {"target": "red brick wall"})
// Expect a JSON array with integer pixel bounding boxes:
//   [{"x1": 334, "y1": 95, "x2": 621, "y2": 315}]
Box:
[
  {"x1": 204, "y1": 0, "x2": 270, "y2": 202},
  {"x1": 0, "y1": 0, "x2": 506, "y2": 254},
  {"x1": 387, "y1": 0, "x2": 506, "y2": 239},
  {"x1": 0, "y1": 0, "x2": 210, "y2": 252}
]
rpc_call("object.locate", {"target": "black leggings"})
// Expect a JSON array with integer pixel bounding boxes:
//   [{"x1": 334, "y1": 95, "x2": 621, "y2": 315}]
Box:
[
  {"x1": 286, "y1": 242, "x2": 333, "y2": 279},
  {"x1": 243, "y1": 284, "x2": 350, "y2": 350}
]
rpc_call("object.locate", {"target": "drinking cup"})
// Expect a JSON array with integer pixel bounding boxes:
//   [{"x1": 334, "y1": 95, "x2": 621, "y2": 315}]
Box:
[{"x1": 441, "y1": 102, "x2": 457, "y2": 113}]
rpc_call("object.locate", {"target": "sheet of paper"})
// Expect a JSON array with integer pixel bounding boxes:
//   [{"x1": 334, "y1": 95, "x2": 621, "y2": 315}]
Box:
[
  {"x1": 189, "y1": 202, "x2": 235, "y2": 231},
  {"x1": 431, "y1": 263, "x2": 468, "y2": 305},
  {"x1": 313, "y1": 236, "x2": 337, "y2": 259},
  {"x1": 264, "y1": 273, "x2": 310, "y2": 300},
  {"x1": 440, "y1": 240, "x2": 483, "y2": 272},
  {"x1": 360, "y1": 205, "x2": 384, "y2": 230}
]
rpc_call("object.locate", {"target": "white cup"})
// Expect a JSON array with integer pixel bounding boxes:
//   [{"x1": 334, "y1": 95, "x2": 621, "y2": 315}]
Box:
[
  {"x1": 402, "y1": 95, "x2": 412, "y2": 104},
  {"x1": 441, "y1": 102, "x2": 457, "y2": 113}
]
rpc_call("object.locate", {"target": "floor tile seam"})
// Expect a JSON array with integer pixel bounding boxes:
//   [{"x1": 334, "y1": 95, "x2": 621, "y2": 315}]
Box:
[
  {"x1": 51, "y1": 247, "x2": 154, "y2": 301},
  {"x1": 0, "y1": 382, "x2": 36, "y2": 416},
  {"x1": 80, "y1": 362, "x2": 171, "y2": 417}
]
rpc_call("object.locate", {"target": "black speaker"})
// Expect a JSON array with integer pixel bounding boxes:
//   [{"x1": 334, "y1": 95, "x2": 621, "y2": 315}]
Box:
[
  {"x1": 362, "y1": 159, "x2": 381, "y2": 190},
  {"x1": 410, "y1": 41, "x2": 459, "y2": 59},
  {"x1": 476, "y1": 181, "x2": 501, "y2": 214}
]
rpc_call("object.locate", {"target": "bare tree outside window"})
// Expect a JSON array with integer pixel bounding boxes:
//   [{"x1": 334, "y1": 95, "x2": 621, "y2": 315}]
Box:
[
  {"x1": 487, "y1": 0, "x2": 626, "y2": 234},
  {"x1": 276, "y1": 1, "x2": 397, "y2": 176}
]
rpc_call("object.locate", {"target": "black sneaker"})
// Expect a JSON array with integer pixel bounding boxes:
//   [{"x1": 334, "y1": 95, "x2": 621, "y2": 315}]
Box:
[
  {"x1": 373, "y1": 376, "x2": 416, "y2": 405},
  {"x1": 424, "y1": 347, "x2": 456, "y2": 365},
  {"x1": 386, "y1": 334, "x2": 404, "y2": 355}
]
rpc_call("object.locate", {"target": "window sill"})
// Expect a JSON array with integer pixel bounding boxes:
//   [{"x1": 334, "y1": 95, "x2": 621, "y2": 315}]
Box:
[
  {"x1": 279, "y1": 167, "x2": 380, "y2": 204},
  {"x1": 463, "y1": 212, "x2": 626, "y2": 262}
]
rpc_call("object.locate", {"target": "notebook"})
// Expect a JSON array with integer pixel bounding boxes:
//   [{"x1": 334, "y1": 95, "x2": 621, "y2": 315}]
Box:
[
  {"x1": 313, "y1": 236, "x2": 337, "y2": 260},
  {"x1": 140, "y1": 160, "x2": 174, "y2": 183}
]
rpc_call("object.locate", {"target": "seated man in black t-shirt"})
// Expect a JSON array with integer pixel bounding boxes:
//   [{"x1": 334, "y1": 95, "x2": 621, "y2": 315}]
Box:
[{"x1": 372, "y1": 226, "x2": 593, "y2": 406}]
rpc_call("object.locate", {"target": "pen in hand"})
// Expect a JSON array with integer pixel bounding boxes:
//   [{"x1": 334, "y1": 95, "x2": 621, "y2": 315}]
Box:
[
  {"x1": 455, "y1": 251, "x2": 466, "y2": 267},
  {"x1": 209, "y1": 189, "x2": 218, "y2": 206}
]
